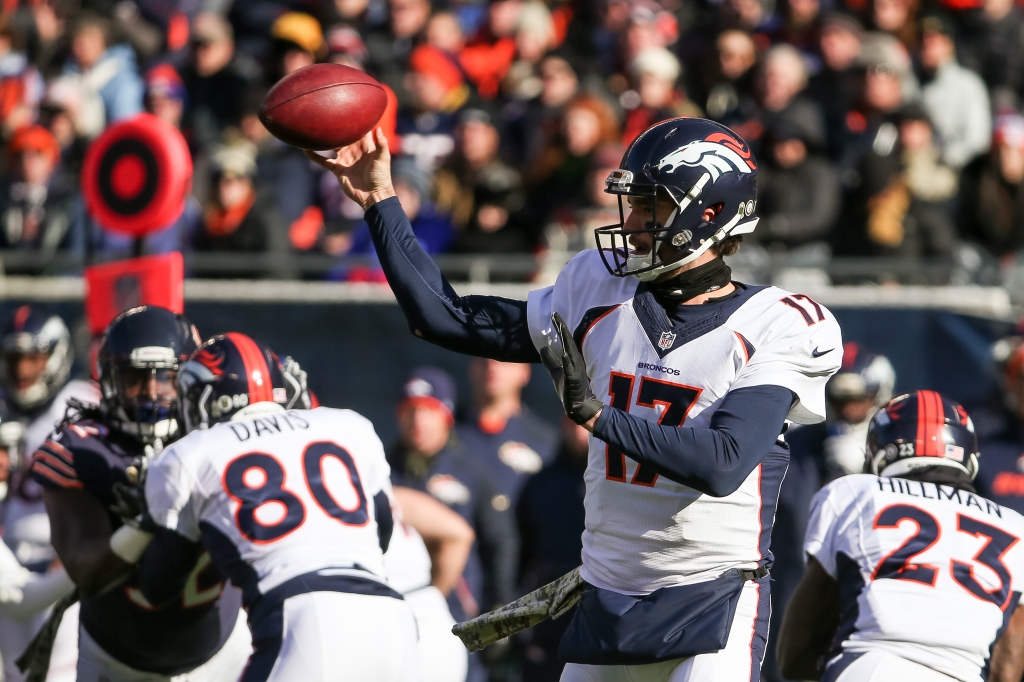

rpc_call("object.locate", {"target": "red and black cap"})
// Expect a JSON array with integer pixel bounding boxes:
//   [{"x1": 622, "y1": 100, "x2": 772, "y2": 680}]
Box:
[{"x1": 866, "y1": 390, "x2": 979, "y2": 479}]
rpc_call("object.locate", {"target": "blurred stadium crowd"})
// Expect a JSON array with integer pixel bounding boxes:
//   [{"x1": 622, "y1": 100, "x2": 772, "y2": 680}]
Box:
[{"x1": 0, "y1": 0, "x2": 1016, "y2": 284}]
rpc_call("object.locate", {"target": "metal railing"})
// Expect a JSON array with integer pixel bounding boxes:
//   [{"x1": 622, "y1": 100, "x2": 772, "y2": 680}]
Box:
[{"x1": 0, "y1": 249, "x2": 980, "y2": 286}]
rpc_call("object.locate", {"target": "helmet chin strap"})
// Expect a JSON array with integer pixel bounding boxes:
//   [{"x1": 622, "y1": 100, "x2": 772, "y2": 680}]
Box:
[{"x1": 629, "y1": 205, "x2": 753, "y2": 282}]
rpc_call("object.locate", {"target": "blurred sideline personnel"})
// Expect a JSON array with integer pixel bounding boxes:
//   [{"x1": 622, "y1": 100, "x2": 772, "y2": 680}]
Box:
[
  {"x1": 142, "y1": 333, "x2": 418, "y2": 682},
  {"x1": 765, "y1": 343, "x2": 896, "y2": 680},
  {"x1": 30, "y1": 307, "x2": 251, "y2": 681},
  {"x1": 314, "y1": 117, "x2": 842, "y2": 680},
  {"x1": 0, "y1": 415, "x2": 77, "y2": 682},
  {"x1": 516, "y1": 417, "x2": 589, "y2": 681},
  {"x1": 388, "y1": 367, "x2": 517, "y2": 682},
  {"x1": 2, "y1": 307, "x2": 99, "y2": 571},
  {"x1": 778, "y1": 391, "x2": 1024, "y2": 682},
  {"x1": 456, "y1": 358, "x2": 558, "y2": 507},
  {"x1": 387, "y1": 485, "x2": 473, "y2": 682},
  {"x1": 0, "y1": 307, "x2": 99, "y2": 682},
  {"x1": 976, "y1": 337, "x2": 1024, "y2": 515}
]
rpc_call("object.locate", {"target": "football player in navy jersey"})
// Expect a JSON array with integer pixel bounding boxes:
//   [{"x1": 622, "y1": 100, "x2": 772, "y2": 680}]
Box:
[
  {"x1": 29, "y1": 306, "x2": 251, "y2": 681},
  {"x1": 312, "y1": 117, "x2": 842, "y2": 681}
]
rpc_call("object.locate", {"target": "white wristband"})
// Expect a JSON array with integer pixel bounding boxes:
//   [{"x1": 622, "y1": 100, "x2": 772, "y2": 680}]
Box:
[{"x1": 109, "y1": 525, "x2": 154, "y2": 564}]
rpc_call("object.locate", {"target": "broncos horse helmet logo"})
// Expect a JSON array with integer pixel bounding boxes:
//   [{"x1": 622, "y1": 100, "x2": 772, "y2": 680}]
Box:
[{"x1": 655, "y1": 133, "x2": 757, "y2": 182}]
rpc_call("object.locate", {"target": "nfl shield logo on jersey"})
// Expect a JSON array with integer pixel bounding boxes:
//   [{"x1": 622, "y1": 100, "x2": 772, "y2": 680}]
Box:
[{"x1": 658, "y1": 331, "x2": 676, "y2": 350}]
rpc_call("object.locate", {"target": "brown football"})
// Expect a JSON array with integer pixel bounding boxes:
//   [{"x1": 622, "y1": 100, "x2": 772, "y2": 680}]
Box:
[{"x1": 259, "y1": 64, "x2": 388, "y2": 151}]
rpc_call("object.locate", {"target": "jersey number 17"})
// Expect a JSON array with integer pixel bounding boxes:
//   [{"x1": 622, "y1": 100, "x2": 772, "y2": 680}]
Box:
[{"x1": 606, "y1": 372, "x2": 702, "y2": 486}]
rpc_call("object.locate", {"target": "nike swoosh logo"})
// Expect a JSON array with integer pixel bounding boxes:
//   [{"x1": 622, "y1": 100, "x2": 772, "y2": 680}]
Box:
[{"x1": 812, "y1": 347, "x2": 834, "y2": 358}]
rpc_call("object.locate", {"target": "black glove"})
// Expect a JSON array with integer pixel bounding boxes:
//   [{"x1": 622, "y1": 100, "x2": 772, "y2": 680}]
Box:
[
  {"x1": 539, "y1": 313, "x2": 604, "y2": 426},
  {"x1": 110, "y1": 480, "x2": 156, "y2": 532}
]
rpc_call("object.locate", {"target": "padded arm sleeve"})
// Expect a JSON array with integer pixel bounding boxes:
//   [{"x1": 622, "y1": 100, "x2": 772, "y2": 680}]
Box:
[
  {"x1": 374, "y1": 490, "x2": 394, "y2": 553},
  {"x1": 593, "y1": 385, "x2": 794, "y2": 498},
  {"x1": 137, "y1": 527, "x2": 204, "y2": 607},
  {"x1": 365, "y1": 198, "x2": 538, "y2": 363}
]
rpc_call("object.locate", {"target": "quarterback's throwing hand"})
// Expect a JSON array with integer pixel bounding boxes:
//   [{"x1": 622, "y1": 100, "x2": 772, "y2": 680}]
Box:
[
  {"x1": 541, "y1": 313, "x2": 604, "y2": 428},
  {"x1": 304, "y1": 127, "x2": 396, "y2": 210}
]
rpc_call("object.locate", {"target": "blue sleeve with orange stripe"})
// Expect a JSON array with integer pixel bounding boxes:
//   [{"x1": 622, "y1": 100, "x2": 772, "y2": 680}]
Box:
[
  {"x1": 30, "y1": 424, "x2": 128, "y2": 504},
  {"x1": 593, "y1": 385, "x2": 795, "y2": 498},
  {"x1": 364, "y1": 197, "x2": 539, "y2": 363},
  {"x1": 31, "y1": 436, "x2": 83, "y2": 490}
]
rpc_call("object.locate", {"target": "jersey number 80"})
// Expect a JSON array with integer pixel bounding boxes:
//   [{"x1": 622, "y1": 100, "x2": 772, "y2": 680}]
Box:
[{"x1": 222, "y1": 441, "x2": 369, "y2": 544}]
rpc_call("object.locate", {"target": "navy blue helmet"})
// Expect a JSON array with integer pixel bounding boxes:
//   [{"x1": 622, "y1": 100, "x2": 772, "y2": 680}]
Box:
[
  {"x1": 177, "y1": 333, "x2": 308, "y2": 432},
  {"x1": 97, "y1": 306, "x2": 200, "y2": 443},
  {"x1": 1, "y1": 305, "x2": 73, "y2": 410},
  {"x1": 596, "y1": 118, "x2": 759, "y2": 280},
  {"x1": 866, "y1": 391, "x2": 979, "y2": 480}
]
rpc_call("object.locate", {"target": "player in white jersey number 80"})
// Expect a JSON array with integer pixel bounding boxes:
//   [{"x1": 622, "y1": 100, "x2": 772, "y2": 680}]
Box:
[
  {"x1": 778, "y1": 390, "x2": 1024, "y2": 682},
  {"x1": 310, "y1": 117, "x2": 843, "y2": 682}
]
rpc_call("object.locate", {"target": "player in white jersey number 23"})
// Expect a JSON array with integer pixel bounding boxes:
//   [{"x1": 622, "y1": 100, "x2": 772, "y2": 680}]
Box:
[{"x1": 778, "y1": 390, "x2": 1024, "y2": 682}]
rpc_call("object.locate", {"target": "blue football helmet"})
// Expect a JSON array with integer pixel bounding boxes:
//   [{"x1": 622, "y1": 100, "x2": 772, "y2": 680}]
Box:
[
  {"x1": 866, "y1": 391, "x2": 979, "y2": 480},
  {"x1": 98, "y1": 306, "x2": 200, "y2": 443},
  {"x1": 596, "y1": 118, "x2": 759, "y2": 281},
  {"x1": 177, "y1": 333, "x2": 308, "y2": 433},
  {"x1": 1, "y1": 306, "x2": 73, "y2": 410}
]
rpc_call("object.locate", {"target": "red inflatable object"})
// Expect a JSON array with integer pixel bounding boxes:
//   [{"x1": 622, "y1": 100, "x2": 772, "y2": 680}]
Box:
[
  {"x1": 82, "y1": 113, "x2": 193, "y2": 238},
  {"x1": 84, "y1": 252, "x2": 184, "y2": 335},
  {"x1": 259, "y1": 63, "x2": 388, "y2": 151}
]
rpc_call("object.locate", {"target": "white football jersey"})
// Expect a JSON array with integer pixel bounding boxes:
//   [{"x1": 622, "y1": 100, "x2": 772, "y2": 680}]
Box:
[
  {"x1": 806, "y1": 474, "x2": 1024, "y2": 682},
  {"x1": 384, "y1": 513, "x2": 434, "y2": 595},
  {"x1": 145, "y1": 407, "x2": 394, "y2": 598},
  {"x1": 527, "y1": 250, "x2": 842, "y2": 594}
]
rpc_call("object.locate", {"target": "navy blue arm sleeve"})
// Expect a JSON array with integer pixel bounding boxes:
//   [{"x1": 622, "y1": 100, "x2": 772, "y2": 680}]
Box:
[
  {"x1": 593, "y1": 385, "x2": 795, "y2": 498},
  {"x1": 137, "y1": 527, "x2": 203, "y2": 607},
  {"x1": 365, "y1": 198, "x2": 539, "y2": 363}
]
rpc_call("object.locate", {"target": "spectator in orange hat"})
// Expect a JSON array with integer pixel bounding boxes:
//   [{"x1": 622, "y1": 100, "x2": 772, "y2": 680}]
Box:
[
  {"x1": 267, "y1": 12, "x2": 325, "y2": 83},
  {"x1": 398, "y1": 44, "x2": 470, "y2": 172},
  {"x1": 0, "y1": 125, "x2": 77, "y2": 254}
]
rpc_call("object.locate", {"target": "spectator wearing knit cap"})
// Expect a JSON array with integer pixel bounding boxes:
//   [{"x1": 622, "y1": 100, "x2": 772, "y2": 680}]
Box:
[
  {"x1": 398, "y1": 44, "x2": 470, "y2": 172},
  {"x1": 181, "y1": 13, "x2": 257, "y2": 153},
  {"x1": 621, "y1": 46, "x2": 702, "y2": 145},
  {"x1": 143, "y1": 64, "x2": 185, "y2": 130},
  {"x1": 267, "y1": 12, "x2": 325, "y2": 84},
  {"x1": 960, "y1": 114, "x2": 1024, "y2": 256},
  {"x1": 195, "y1": 143, "x2": 291, "y2": 278},
  {"x1": 918, "y1": 11, "x2": 991, "y2": 169},
  {"x1": 0, "y1": 125, "x2": 77, "y2": 256}
]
